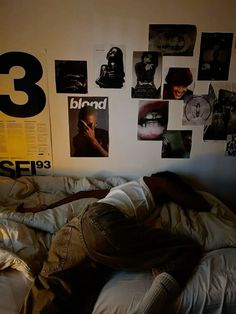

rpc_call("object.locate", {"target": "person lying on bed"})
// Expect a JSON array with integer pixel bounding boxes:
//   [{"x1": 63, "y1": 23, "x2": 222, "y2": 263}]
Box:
[{"x1": 22, "y1": 171, "x2": 211, "y2": 314}]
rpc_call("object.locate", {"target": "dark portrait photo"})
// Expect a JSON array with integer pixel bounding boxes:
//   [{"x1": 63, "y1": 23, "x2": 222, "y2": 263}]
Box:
[
  {"x1": 55, "y1": 60, "x2": 88, "y2": 94},
  {"x1": 225, "y1": 134, "x2": 236, "y2": 156},
  {"x1": 198, "y1": 32, "x2": 233, "y2": 81},
  {"x1": 162, "y1": 130, "x2": 192, "y2": 158},
  {"x1": 132, "y1": 51, "x2": 161, "y2": 99},
  {"x1": 95, "y1": 46, "x2": 125, "y2": 88},
  {"x1": 163, "y1": 67, "x2": 194, "y2": 101},
  {"x1": 204, "y1": 88, "x2": 236, "y2": 141},
  {"x1": 148, "y1": 24, "x2": 197, "y2": 56},
  {"x1": 137, "y1": 100, "x2": 169, "y2": 141}
]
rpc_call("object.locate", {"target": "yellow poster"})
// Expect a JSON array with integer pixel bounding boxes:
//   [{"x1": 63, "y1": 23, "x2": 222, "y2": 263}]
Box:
[{"x1": 0, "y1": 51, "x2": 52, "y2": 177}]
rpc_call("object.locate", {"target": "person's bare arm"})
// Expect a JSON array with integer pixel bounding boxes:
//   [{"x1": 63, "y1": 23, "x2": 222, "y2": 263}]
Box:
[
  {"x1": 17, "y1": 189, "x2": 110, "y2": 213},
  {"x1": 47, "y1": 189, "x2": 110, "y2": 209}
]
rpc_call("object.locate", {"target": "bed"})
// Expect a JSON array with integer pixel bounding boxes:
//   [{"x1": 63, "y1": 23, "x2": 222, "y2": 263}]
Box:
[{"x1": 0, "y1": 174, "x2": 236, "y2": 314}]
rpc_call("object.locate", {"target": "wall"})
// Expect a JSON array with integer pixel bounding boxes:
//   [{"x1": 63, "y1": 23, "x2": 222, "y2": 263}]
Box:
[{"x1": 1, "y1": 0, "x2": 236, "y2": 208}]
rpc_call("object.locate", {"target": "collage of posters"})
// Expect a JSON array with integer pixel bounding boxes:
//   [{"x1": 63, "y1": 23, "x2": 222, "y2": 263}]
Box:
[
  {"x1": 53, "y1": 24, "x2": 235, "y2": 158},
  {"x1": 0, "y1": 23, "x2": 235, "y2": 179}
]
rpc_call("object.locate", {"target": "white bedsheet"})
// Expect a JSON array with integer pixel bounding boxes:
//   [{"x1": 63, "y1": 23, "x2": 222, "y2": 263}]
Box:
[
  {"x1": 93, "y1": 248, "x2": 236, "y2": 314},
  {"x1": 0, "y1": 175, "x2": 235, "y2": 314}
]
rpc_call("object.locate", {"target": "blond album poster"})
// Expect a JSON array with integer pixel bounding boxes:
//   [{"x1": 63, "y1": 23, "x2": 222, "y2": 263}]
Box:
[
  {"x1": 68, "y1": 96, "x2": 109, "y2": 157},
  {"x1": 0, "y1": 51, "x2": 52, "y2": 177}
]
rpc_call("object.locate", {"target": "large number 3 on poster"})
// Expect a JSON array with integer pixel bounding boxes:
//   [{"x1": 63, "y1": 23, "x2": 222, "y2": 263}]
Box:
[{"x1": 0, "y1": 51, "x2": 46, "y2": 117}]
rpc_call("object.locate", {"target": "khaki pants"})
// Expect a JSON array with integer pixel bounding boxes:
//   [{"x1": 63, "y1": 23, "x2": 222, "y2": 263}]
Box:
[{"x1": 23, "y1": 202, "x2": 202, "y2": 314}]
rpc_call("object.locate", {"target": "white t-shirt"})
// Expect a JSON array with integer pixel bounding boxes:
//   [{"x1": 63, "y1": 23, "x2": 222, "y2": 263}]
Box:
[{"x1": 98, "y1": 177, "x2": 156, "y2": 221}]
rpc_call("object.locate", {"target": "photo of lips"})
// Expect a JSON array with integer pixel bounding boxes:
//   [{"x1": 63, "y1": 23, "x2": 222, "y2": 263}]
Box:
[{"x1": 137, "y1": 100, "x2": 169, "y2": 140}]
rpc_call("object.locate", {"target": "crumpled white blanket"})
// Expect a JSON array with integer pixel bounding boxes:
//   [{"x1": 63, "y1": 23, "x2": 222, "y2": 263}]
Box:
[
  {"x1": 159, "y1": 191, "x2": 236, "y2": 251},
  {"x1": 0, "y1": 175, "x2": 235, "y2": 281},
  {"x1": 0, "y1": 175, "x2": 128, "y2": 278}
]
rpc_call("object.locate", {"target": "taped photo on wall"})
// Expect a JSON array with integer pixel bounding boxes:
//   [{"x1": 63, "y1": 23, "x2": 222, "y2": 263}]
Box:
[
  {"x1": 94, "y1": 45, "x2": 125, "y2": 89},
  {"x1": 225, "y1": 134, "x2": 236, "y2": 156},
  {"x1": 161, "y1": 130, "x2": 192, "y2": 158},
  {"x1": 131, "y1": 51, "x2": 162, "y2": 99},
  {"x1": 55, "y1": 60, "x2": 88, "y2": 93},
  {"x1": 148, "y1": 24, "x2": 197, "y2": 56},
  {"x1": 203, "y1": 84, "x2": 236, "y2": 141},
  {"x1": 197, "y1": 32, "x2": 233, "y2": 81},
  {"x1": 137, "y1": 100, "x2": 169, "y2": 141},
  {"x1": 68, "y1": 96, "x2": 109, "y2": 157},
  {"x1": 162, "y1": 67, "x2": 195, "y2": 101}
]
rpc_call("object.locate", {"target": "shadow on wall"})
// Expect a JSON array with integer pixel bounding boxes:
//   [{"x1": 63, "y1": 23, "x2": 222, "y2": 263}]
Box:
[{"x1": 168, "y1": 153, "x2": 236, "y2": 211}]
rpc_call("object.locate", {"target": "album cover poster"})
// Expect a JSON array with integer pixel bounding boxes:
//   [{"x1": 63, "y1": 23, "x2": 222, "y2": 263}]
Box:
[
  {"x1": 68, "y1": 96, "x2": 109, "y2": 157},
  {"x1": 225, "y1": 134, "x2": 236, "y2": 156},
  {"x1": 161, "y1": 130, "x2": 192, "y2": 158},
  {"x1": 94, "y1": 45, "x2": 125, "y2": 89},
  {"x1": 204, "y1": 85, "x2": 236, "y2": 140},
  {"x1": 55, "y1": 60, "x2": 88, "y2": 93},
  {"x1": 131, "y1": 51, "x2": 162, "y2": 99},
  {"x1": 182, "y1": 95, "x2": 213, "y2": 126},
  {"x1": 148, "y1": 24, "x2": 197, "y2": 56},
  {"x1": 137, "y1": 100, "x2": 169, "y2": 141},
  {"x1": 197, "y1": 32, "x2": 233, "y2": 81}
]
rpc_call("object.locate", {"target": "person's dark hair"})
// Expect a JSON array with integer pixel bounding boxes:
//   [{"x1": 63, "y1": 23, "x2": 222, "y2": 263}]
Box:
[
  {"x1": 165, "y1": 67, "x2": 193, "y2": 86},
  {"x1": 151, "y1": 170, "x2": 182, "y2": 182},
  {"x1": 107, "y1": 47, "x2": 124, "y2": 66},
  {"x1": 78, "y1": 106, "x2": 96, "y2": 127},
  {"x1": 141, "y1": 52, "x2": 159, "y2": 67}
]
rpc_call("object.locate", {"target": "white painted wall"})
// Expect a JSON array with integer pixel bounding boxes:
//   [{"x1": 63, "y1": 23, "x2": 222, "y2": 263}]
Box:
[{"x1": 1, "y1": 0, "x2": 236, "y2": 208}]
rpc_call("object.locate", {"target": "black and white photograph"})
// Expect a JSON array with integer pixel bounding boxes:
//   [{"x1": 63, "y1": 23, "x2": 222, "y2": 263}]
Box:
[
  {"x1": 197, "y1": 32, "x2": 233, "y2": 81},
  {"x1": 161, "y1": 130, "x2": 192, "y2": 158},
  {"x1": 218, "y1": 89, "x2": 236, "y2": 135},
  {"x1": 204, "y1": 87, "x2": 236, "y2": 141},
  {"x1": 55, "y1": 60, "x2": 88, "y2": 93},
  {"x1": 137, "y1": 100, "x2": 169, "y2": 141},
  {"x1": 225, "y1": 134, "x2": 236, "y2": 156},
  {"x1": 183, "y1": 95, "x2": 213, "y2": 126},
  {"x1": 68, "y1": 96, "x2": 109, "y2": 157},
  {"x1": 95, "y1": 45, "x2": 125, "y2": 88},
  {"x1": 131, "y1": 51, "x2": 162, "y2": 99},
  {"x1": 148, "y1": 24, "x2": 197, "y2": 56}
]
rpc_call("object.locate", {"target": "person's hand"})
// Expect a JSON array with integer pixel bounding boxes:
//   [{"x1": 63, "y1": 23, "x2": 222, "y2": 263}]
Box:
[
  {"x1": 80, "y1": 120, "x2": 97, "y2": 143},
  {"x1": 79, "y1": 120, "x2": 108, "y2": 157},
  {"x1": 145, "y1": 63, "x2": 154, "y2": 71}
]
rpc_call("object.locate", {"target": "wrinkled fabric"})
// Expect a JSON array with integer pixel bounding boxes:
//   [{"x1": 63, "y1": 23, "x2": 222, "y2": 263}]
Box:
[{"x1": 23, "y1": 202, "x2": 201, "y2": 314}]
